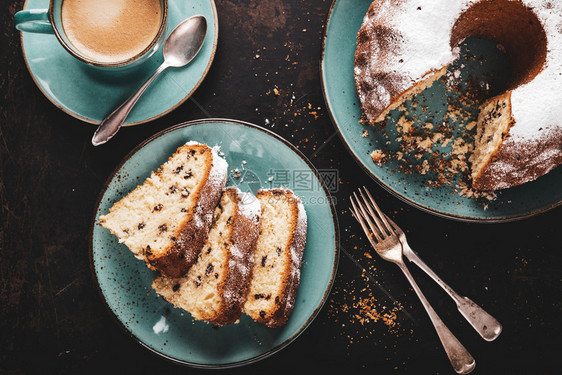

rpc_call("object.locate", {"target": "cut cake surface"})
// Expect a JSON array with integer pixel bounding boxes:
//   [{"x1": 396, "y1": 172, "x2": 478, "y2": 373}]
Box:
[
  {"x1": 99, "y1": 142, "x2": 228, "y2": 278},
  {"x1": 243, "y1": 188, "x2": 307, "y2": 328}
]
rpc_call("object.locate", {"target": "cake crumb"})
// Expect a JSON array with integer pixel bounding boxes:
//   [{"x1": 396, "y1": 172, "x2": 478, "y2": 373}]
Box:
[
  {"x1": 370, "y1": 149, "x2": 387, "y2": 165},
  {"x1": 363, "y1": 62, "x2": 499, "y2": 203}
]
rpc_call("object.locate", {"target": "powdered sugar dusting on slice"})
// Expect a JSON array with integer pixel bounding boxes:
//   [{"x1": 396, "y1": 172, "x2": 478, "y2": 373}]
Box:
[
  {"x1": 291, "y1": 198, "x2": 307, "y2": 266},
  {"x1": 282, "y1": 193, "x2": 307, "y2": 322},
  {"x1": 237, "y1": 191, "x2": 261, "y2": 221},
  {"x1": 209, "y1": 145, "x2": 228, "y2": 185}
]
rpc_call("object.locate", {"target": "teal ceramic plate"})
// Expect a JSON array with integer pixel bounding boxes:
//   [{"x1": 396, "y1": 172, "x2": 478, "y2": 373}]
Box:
[
  {"x1": 90, "y1": 119, "x2": 339, "y2": 368},
  {"x1": 321, "y1": 0, "x2": 562, "y2": 222},
  {"x1": 20, "y1": 0, "x2": 218, "y2": 125}
]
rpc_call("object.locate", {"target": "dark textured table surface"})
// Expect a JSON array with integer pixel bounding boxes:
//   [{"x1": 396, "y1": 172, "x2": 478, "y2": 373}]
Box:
[{"x1": 1, "y1": 1, "x2": 561, "y2": 374}]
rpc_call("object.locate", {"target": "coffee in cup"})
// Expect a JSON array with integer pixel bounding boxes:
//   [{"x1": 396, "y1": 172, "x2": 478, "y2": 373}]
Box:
[
  {"x1": 14, "y1": 0, "x2": 168, "y2": 69},
  {"x1": 61, "y1": 0, "x2": 163, "y2": 63}
]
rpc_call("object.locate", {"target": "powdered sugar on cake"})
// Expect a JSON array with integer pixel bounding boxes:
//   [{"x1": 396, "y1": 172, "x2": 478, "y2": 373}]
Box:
[
  {"x1": 508, "y1": 1, "x2": 562, "y2": 141},
  {"x1": 237, "y1": 191, "x2": 261, "y2": 221},
  {"x1": 355, "y1": 0, "x2": 562, "y2": 191}
]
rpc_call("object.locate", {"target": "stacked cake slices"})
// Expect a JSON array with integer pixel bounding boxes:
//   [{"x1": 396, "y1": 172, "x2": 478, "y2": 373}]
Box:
[
  {"x1": 99, "y1": 142, "x2": 308, "y2": 327},
  {"x1": 152, "y1": 187, "x2": 261, "y2": 326},
  {"x1": 99, "y1": 142, "x2": 228, "y2": 278}
]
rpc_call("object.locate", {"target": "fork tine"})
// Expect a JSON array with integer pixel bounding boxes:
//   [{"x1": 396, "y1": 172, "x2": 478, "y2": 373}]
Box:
[
  {"x1": 351, "y1": 193, "x2": 383, "y2": 242},
  {"x1": 349, "y1": 196, "x2": 364, "y2": 226},
  {"x1": 349, "y1": 203, "x2": 379, "y2": 249},
  {"x1": 385, "y1": 215, "x2": 401, "y2": 233},
  {"x1": 362, "y1": 186, "x2": 394, "y2": 235},
  {"x1": 350, "y1": 196, "x2": 382, "y2": 247},
  {"x1": 349, "y1": 198, "x2": 362, "y2": 224},
  {"x1": 357, "y1": 188, "x2": 389, "y2": 236},
  {"x1": 352, "y1": 192, "x2": 385, "y2": 241}
]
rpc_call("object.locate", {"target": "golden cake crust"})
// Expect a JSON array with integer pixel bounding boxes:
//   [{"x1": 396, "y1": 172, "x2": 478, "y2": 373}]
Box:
[{"x1": 208, "y1": 189, "x2": 261, "y2": 325}]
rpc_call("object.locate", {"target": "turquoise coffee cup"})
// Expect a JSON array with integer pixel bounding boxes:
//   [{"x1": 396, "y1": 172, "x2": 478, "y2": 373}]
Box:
[{"x1": 15, "y1": 0, "x2": 168, "y2": 69}]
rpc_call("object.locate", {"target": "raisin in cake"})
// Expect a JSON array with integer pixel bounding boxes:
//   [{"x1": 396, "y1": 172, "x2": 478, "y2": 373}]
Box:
[
  {"x1": 99, "y1": 142, "x2": 228, "y2": 278},
  {"x1": 354, "y1": 0, "x2": 562, "y2": 190},
  {"x1": 152, "y1": 187, "x2": 261, "y2": 326},
  {"x1": 243, "y1": 189, "x2": 307, "y2": 328}
]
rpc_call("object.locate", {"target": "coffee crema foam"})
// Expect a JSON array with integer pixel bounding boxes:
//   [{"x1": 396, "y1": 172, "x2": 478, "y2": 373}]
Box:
[{"x1": 61, "y1": 0, "x2": 162, "y2": 63}]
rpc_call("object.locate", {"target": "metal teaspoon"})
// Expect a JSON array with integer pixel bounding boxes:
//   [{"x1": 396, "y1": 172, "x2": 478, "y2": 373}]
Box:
[{"x1": 92, "y1": 15, "x2": 207, "y2": 146}]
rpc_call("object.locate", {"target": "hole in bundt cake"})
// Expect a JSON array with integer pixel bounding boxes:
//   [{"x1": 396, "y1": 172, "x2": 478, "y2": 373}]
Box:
[
  {"x1": 451, "y1": 0, "x2": 547, "y2": 89},
  {"x1": 355, "y1": 0, "x2": 560, "y2": 193},
  {"x1": 452, "y1": 1, "x2": 547, "y2": 190}
]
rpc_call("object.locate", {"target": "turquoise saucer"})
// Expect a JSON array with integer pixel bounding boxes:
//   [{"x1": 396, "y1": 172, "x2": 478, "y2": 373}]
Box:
[
  {"x1": 20, "y1": 0, "x2": 218, "y2": 125},
  {"x1": 321, "y1": 0, "x2": 562, "y2": 222},
  {"x1": 90, "y1": 119, "x2": 339, "y2": 368}
]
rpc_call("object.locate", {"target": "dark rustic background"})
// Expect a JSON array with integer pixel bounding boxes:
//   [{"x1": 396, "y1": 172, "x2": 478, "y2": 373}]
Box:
[{"x1": 1, "y1": 1, "x2": 561, "y2": 374}]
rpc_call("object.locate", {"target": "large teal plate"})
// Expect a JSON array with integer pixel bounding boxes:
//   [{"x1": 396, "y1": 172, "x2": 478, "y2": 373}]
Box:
[
  {"x1": 20, "y1": 0, "x2": 218, "y2": 125},
  {"x1": 321, "y1": 0, "x2": 562, "y2": 222},
  {"x1": 90, "y1": 119, "x2": 339, "y2": 368}
]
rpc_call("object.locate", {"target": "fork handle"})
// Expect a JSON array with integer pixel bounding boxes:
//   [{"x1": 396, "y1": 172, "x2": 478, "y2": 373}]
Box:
[
  {"x1": 405, "y1": 248, "x2": 502, "y2": 341},
  {"x1": 397, "y1": 262, "x2": 476, "y2": 374}
]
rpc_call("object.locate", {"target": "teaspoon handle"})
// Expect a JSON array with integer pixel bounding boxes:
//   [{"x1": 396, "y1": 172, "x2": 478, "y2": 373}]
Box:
[
  {"x1": 92, "y1": 62, "x2": 169, "y2": 146},
  {"x1": 404, "y1": 247, "x2": 502, "y2": 341},
  {"x1": 397, "y1": 261, "x2": 476, "y2": 374}
]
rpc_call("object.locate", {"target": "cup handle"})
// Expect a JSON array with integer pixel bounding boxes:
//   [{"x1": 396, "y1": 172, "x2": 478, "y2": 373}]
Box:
[{"x1": 15, "y1": 9, "x2": 54, "y2": 34}]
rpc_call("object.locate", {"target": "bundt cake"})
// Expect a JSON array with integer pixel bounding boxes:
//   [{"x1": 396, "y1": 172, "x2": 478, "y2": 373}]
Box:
[
  {"x1": 354, "y1": 0, "x2": 562, "y2": 191},
  {"x1": 152, "y1": 187, "x2": 261, "y2": 326},
  {"x1": 243, "y1": 189, "x2": 308, "y2": 328},
  {"x1": 99, "y1": 141, "x2": 228, "y2": 278}
]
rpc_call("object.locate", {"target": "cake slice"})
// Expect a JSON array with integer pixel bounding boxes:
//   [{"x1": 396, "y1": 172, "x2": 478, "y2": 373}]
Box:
[
  {"x1": 152, "y1": 187, "x2": 261, "y2": 326},
  {"x1": 98, "y1": 142, "x2": 228, "y2": 278},
  {"x1": 469, "y1": 93, "x2": 514, "y2": 190},
  {"x1": 243, "y1": 188, "x2": 307, "y2": 328}
]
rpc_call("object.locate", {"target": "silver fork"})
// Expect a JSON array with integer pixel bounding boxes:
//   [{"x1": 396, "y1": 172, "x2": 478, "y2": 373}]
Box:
[
  {"x1": 350, "y1": 187, "x2": 476, "y2": 374},
  {"x1": 385, "y1": 216, "x2": 502, "y2": 342}
]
